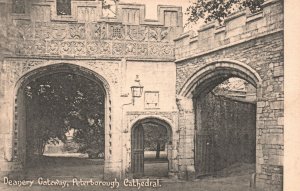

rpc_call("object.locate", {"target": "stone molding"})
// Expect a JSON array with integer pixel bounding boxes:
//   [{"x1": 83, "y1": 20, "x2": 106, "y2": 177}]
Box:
[
  {"x1": 174, "y1": 0, "x2": 283, "y2": 60},
  {"x1": 178, "y1": 59, "x2": 263, "y2": 98}
]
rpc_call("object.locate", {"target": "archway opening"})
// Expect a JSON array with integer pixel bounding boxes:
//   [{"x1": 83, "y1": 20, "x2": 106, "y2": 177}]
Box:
[
  {"x1": 15, "y1": 65, "x2": 108, "y2": 179},
  {"x1": 194, "y1": 76, "x2": 257, "y2": 181},
  {"x1": 131, "y1": 118, "x2": 172, "y2": 178}
]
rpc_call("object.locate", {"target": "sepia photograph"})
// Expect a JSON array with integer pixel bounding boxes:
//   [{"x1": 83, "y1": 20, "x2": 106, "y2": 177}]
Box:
[{"x1": 0, "y1": 0, "x2": 291, "y2": 190}]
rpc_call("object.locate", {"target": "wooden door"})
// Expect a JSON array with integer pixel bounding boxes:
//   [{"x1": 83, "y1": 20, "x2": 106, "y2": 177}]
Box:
[
  {"x1": 131, "y1": 124, "x2": 144, "y2": 178},
  {"x1": 195, "y1": 134, "x2": 215, "y2": 177}
]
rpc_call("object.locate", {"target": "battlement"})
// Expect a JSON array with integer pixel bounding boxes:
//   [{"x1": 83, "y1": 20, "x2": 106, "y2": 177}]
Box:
[
  {"x1": 0, "y1": 0, "x2": 183, "y2": 60},
  {"x1": 0, "y1": 0, "x2": 182, "y2": 27},
  {"x1": 174, "y1": 0, "x2": 283, "y2": 61}
]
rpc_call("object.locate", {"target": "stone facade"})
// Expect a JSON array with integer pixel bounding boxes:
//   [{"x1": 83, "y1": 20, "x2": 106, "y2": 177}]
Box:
[
  {"x1": 175, "y1": 0, "x2": 283, "y2": 190},
  {"x1": 0, "y1": 0, "x2": 283, "y2": 190}
]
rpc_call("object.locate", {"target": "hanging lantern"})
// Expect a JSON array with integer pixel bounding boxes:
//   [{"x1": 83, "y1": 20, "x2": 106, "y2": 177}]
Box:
[{"x1": 130, "y1": 75, "x2": 144, "y2": 105}]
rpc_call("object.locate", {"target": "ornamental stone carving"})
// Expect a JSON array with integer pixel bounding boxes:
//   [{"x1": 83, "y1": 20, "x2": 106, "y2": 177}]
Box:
[
  {"x1": 93, "y1": 23, "x2": 107, "y2": 40},
  {"x1": 69, "y1": 24, "x2": 85, "y2": 39},
  {"x1": 128, "y1": 25, "x2": 147, "y2": 41},
  {"x1": 127, "y1": 111, "x2": 177, "y2": 125},
  {"x1": 9, "y1": 21, "x2": 175, "y2": 59},
  {"x1": 109, "y1": 24, "x2": 125, "y2": 40}
]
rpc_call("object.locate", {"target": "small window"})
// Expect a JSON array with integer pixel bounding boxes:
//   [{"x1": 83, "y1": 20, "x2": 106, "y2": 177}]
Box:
[
  {"x1": 12, "y1": 0, "x2": 25, "y2": 14},
  {"x1": 57, "y1": 0, "x2": 71, "y2": 15}
]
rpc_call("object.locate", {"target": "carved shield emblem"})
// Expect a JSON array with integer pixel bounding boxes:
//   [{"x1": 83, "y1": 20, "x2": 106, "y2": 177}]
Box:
[{"x1": 128, "y1": 26, "x2": 147, "y2": 41}]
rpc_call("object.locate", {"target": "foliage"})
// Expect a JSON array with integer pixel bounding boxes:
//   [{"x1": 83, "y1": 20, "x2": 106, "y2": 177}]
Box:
[
  {"x1": 143, "y1": 123, "x2": 168, "y2": 158},
  {"x1": 186, "y1": 0, "x2": 264, "y2": 24},
  {"x1": 25, "y1": 73, "x2": 105, "y2": 157}
]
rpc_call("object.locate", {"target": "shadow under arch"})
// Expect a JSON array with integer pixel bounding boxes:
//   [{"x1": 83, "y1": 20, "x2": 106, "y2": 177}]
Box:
[
  {"x1": 130, "y1": 117, "x2": 173, "y2": 178},
  {"x1": 14, "y1": 63, "x2": 111, "y2": 96},
  {"x1": 12, "y1": 63, "x2": 111, "y2": 172},
  {"x1": 178, "y1": 59, "x2": 262, "y2": 98},
  {"x1": 180, "y1": 60, "x2": 260, "y2": 179}
]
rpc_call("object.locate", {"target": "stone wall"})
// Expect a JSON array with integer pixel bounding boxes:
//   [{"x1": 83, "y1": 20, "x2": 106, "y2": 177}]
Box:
[
  {"x1": 0, "y1": 0, "x2": 182, "y2": 179},
  {"x1": 175, "y1": 0, "x2": 283, "y2": 189},
  {"x1": 0, "y1": 0, "x2": 284, "y2": 189},
  {"x1": 174, "y1": 0, "x2": 283, "y2": 61},
  {"x1": 0, "y1": 0, "x2": 183, "y2": 61}
]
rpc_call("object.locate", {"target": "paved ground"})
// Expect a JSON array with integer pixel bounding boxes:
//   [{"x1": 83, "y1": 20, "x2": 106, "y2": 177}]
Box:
[
  {"x1": 0, "y1": 156, "x2": 259, "y2": 191},
  {"x1": 0, "y1": 177, "x2": 259, "y2": 191}
]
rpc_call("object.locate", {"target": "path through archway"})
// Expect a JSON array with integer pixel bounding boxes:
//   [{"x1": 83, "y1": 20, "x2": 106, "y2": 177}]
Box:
[
  {"x1": 131, "y1": 118, "x2": 172, "y2": 178},
  {"x1": 14, "y1": 63, "x2": 109, "y2": 179}
]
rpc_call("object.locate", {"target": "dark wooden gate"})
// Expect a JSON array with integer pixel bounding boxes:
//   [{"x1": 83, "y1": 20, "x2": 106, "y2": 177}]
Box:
[
  {"x1": 131, "y1": 124, "x2": 144, "y2": 178},
  {"x1": 195, "y1": 134, "x2": 215, "y2": 177}
]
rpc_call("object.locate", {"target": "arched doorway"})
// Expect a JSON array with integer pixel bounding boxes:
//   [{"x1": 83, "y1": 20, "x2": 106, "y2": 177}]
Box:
[
  {"x1": 13, "y1": 63, "x2": 110, "y2": 178},
  {"x1": 194, "y1": 78, "x2": 257, "y2": 177},
  {"x1": 131, "y1": 118, "x2": 172, "y2": 178},
  {"x1": 178, "y1": 60, "x2": 261, "y2": 180}
]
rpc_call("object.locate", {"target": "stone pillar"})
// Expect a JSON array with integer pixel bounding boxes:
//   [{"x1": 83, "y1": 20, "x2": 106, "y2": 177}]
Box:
[
  {"x1": 255, "y1": 81, "x2": 284, "y2": 190},
  {"x1": 0, "y1": 66, "x2": 21, "y2": 177},
  {"x1": 176, "y1": 96, "x2": 195, "y2": 180},
  {"x1": 167, "y1": 143, "x2": 172, "y2": 173},
  {"x1": 104, "y1": 90, "x2": 123, "y2": 180}
]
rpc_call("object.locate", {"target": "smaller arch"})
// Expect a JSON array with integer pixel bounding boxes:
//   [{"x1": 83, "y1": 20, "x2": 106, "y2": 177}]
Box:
[
  {"x1": 178, "y1": 59, "x2": 262, "y2": 98},
  {"x1": 130, "y1": 116, "x2": 174, "y2": 177},
  {"x1": 130, "y1": 116, "x2": 174, "y2": 141}
]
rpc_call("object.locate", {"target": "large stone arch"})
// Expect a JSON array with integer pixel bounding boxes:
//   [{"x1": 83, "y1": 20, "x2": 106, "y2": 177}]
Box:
[
  {"x1": 11, "y1": 63, "x2": 112, "y2": 172},
  {"x1": 129, "y1": 116, "x2": 176, "y2": 177},
  {"x1": 176, "y1": 59, "x2": 262, "y2": 179},
  {"x1": 178, "y1": 59, "x2": 262, "y2": 98}
]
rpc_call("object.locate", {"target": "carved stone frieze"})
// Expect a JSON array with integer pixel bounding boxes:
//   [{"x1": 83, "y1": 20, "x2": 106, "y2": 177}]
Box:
[
  {"x1": 73, "y1": 41, "x2": 86, "y2": 55},
  {"x1": 127, "y1": 111, "x2": 177, "y2": 125},
  {"x1": 93, "y1": 23, "x2": 107, "y2": 40},
  {"x1": 60, "y1": 41, "x2": 73, "y2": 55},
  {"x1": 161, "y1": 28, "x2": 169, "y2": 42},
  {"x1": 12, "y1": 21, "x2": 174, "y2": 41},
  {"x1": 16, "y1": 21, "x2": 34, "y2": 40},
  {"x1": 127, "y1": 25, "x2": 148, "y2": 41},
  {"x1": 109, "y1": 24, "x2": 125, "y2": 40},
  {"x1": 50, "y1": 23, "x2": 68, "y2": 40},
  {"x1": 148, "y1": 43, "x2": 173, "y2": 57},
  {"x1": 112, "y1": 43, "x2": 125, "y2": 55},
  {"x1": 136, "y1": 43, "x2": 148, "y2": 56},
  {"x1": 69, "y1": 23, "x2": 86, "y2": 39},
  {"x1": 148, "y1": 27, "x2": 159, "y2": 41},
  {"x1": 99, "y1": 41, "x2": 111, "y2": 55},
  {"x1": 47, "y1": 41, "x2": 60, "y2": 55},
  {"x1": 11, "y1": 22, "x2": 175, "y2": 59},
  {"x1": 125, "y1": 43, "x2": 137, "y2": 56},
  {"x1": 35, "y1": 23, "x2": 51, "y2": 40},
  {"x1": 34, "y1": 40, "x2": 46, "y2": 55}
]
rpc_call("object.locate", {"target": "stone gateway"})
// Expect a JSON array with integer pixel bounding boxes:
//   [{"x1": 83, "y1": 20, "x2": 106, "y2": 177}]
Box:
[{"x1": 0, "y1": 0, "x2": 283, "y2": 191}]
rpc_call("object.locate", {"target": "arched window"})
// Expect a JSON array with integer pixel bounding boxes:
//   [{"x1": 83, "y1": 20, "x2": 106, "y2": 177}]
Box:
[
  {"x1": 12, "y1": 0, "x2": 25, "y2": 14},
  {"x1": 57, "y1": 0, "x2": 71, "y2": 15}
]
